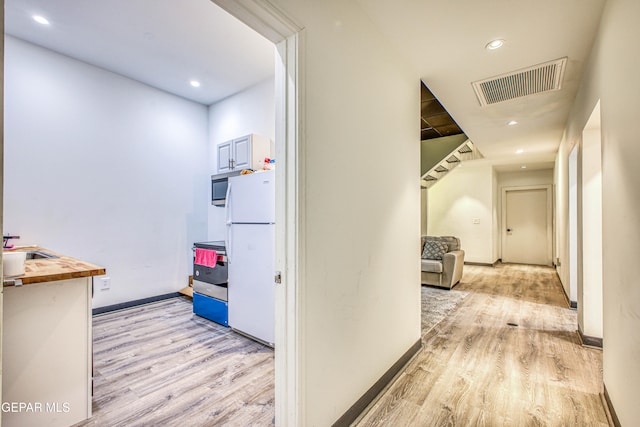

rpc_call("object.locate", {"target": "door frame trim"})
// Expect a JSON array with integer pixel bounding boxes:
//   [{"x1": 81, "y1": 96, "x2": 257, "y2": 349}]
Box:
[{"x1": 501, "y1": 185, "x2": 553, "y2": 266}]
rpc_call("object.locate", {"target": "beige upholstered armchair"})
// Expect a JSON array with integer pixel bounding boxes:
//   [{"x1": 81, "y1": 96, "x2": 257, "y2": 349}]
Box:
[{"x1": 420, "y1": 236, "x2": 465, "y2": 289}]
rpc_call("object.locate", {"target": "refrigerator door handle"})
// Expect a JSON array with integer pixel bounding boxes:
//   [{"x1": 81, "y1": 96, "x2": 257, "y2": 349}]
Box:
[
  {"x1": 225, "y1": 180, "x2": 232, "y2": 263},
  {"x1": 225, "y1": 179, "x2": 232, "y2": 225},
  {"x1": 226, "y1": 223, "x2": 232, "y2": 264}
]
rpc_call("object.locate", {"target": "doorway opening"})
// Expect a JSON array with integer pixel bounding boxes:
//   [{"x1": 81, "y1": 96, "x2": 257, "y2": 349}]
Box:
[
  {"x1": 3, "y1": 0, "x2": 302, "y2": 424},
  {"x1": 568, "y1": 143, "x2": 579, "y2": 307},
  {"x1": 579, "y1": 101, "x2": 603, "y2": 345},
  {"x1": 208, "y1": 4, "x2": 303, "y2": 424}
]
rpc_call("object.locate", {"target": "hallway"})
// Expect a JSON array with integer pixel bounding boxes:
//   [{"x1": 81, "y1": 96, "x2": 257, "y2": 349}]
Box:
[{"x1": 357, "y1": 264, "x2": 608, "y2": 426}]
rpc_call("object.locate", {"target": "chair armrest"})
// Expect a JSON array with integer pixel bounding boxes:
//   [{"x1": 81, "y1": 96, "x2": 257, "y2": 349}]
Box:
[
  {"x1": 442, "y1": 250, "x2": 465, "y2": 288},
  {"x1": 443, "y1": 250, "x2": 464, "y2": 265}
]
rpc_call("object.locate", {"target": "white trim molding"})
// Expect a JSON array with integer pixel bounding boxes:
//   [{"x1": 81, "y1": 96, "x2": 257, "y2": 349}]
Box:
[
  {"x1": 210, "y1": 0, "x2": 303, "y2": 43},
  {"x1": 274, "y1": 31, "x2": 306, "y2": 426}
]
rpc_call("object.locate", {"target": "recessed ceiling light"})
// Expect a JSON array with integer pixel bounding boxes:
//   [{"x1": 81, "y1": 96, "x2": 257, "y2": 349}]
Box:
[
  {"x1": 33, "y1": 15, "x2": 50, "y2": 25},
  {"x1": 516, "y1": 149, "x2": 524, "y2": 154},
  {"x1": 190, "y1": 80, "x2": 201, "y2": 88},
  {"x1": 521, "y1": 165, "x2": 527, "y2": 169},
  {"x1": 508, "y1": 120, "x2": 518, "y2": 126},
  {"x1": 485, "y1": 39, "x2": 504, "y2": 50}
]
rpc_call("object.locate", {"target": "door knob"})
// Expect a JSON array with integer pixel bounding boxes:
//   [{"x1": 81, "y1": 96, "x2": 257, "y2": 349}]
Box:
[{"x1": 507, "y1": 228, "x2": 512, "y2": 232}]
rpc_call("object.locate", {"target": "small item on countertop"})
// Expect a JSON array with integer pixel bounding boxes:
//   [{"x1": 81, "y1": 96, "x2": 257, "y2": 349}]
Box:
[
  {"x1": 240, "y1": 169, "x2": 254, "y2": 175},
  {"x1": 194, "y1": 248, "x2": 217, "y2": 268},
  {"x1": 3, "y1": 251, "x2": 26, "y2": 277},
  {"x1": 263, "y1": 158, "x2": 275, "y2": 170},
  {"x1": 3, "y1": 235, "x2": 20, "y2": 249}
]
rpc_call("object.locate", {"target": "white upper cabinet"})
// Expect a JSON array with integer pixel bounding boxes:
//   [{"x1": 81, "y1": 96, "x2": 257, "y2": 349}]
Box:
[{"x1": 216, "y1": 134, "x2": 271, "y2": 174}]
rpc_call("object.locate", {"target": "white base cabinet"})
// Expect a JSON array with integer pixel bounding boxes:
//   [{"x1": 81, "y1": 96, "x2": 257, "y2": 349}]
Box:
[
  {"x1": 2, "y1": 278, "x2": 92, "y2": 427},
  {"x1": 216, "y1": 134, "x2": 271, "y2": 173}
]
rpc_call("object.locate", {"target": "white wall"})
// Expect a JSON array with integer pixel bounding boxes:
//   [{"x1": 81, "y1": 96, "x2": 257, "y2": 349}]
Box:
[
  {"x1": 555, "y1": 0, "x2": 640, "y2": 422},
  {"x1": 420, "y1": 186, "x2": 428, "y2": 235},
  {"x1": 207, "y1": 78, "x2": 275, "y2": 240},
  {"x1": 498, "y1": 169, "x2": 554, "y2": 188},
  {"x1": 428, "y1": 164, "x2": 495, "y2": 264},
  {"x1": 3, "y1": 37, "x2": 210, "y2": 308},
  {"x1": 265, "y1": 1, "x2": 421, "y2": 424}
]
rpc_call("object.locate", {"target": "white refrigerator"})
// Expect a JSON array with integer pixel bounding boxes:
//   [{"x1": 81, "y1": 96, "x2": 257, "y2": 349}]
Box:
[{"x1": 225, "y1": 170, "x2": 275, "y2": 346}]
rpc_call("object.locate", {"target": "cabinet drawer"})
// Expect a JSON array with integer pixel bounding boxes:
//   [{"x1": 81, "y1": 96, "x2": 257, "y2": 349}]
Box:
[
  {"x1": 193, "y1": 292, "x2": 228, "y2": 327},
  {"x1": 193, "y1": 280, "x2": 227, "y2": 301}
]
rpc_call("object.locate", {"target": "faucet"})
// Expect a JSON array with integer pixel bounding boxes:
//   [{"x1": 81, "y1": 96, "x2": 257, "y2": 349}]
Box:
[{"x1": 3, "y1": 235, "x2": 20, "y2": 249}]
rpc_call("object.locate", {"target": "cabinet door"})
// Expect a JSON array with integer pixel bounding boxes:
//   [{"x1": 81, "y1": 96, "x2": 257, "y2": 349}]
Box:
[
  {"x1": 3, "y1": 278, "x2": 92, "y2": 426},
  {"x1": 232, "y1": 135, "x2": 251, "y2": 170},
  {"x1": 217, "y1": 141, "x2": 232, "y2": 173}
]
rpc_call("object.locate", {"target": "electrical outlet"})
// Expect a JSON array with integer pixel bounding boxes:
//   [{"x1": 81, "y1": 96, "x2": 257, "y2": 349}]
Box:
[{"x1": 100, "y1": 277, "x2": 111, "y2": 291}]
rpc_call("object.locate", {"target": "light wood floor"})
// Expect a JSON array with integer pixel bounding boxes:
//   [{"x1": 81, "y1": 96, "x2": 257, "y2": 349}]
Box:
[
  {"x1": 356, "y1": 264, "x2": 608, "y2": 427},
  {"x1": 76, "y1": 264, "x2": 607, "y2": 426},
  {"x1": 74, "y1": 297, "x2": 274, "y2": 427}
]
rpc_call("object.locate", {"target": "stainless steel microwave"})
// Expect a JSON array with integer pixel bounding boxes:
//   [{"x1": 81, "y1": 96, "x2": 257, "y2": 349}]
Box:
[{"x1": 211, "y1": 170, "x2": 242, "y2": 206}]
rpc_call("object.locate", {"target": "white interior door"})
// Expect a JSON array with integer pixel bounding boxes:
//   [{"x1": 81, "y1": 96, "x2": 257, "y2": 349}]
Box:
[{"x1": 503, "y1": 187, "x2": 551, "y2": 265}]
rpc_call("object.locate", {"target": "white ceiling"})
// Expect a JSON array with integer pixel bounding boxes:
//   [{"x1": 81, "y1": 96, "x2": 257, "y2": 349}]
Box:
[
  {"x1": 6, "y1": 0, "x2": 607, "y2": 167},
  {"x1": 4, "y1": 0, "x2": 275, "y2": 106},
  {"x1": 357, "y1": 0, "x2": 606, "y2": 166}
]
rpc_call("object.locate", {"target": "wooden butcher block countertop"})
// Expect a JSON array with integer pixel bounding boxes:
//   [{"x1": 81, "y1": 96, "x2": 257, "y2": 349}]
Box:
[{"x1": 3, "y1": 246, "x2": 106, "y2": 286}]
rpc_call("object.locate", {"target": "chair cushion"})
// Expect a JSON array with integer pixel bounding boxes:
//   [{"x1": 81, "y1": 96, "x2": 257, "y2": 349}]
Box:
[
  {"x1": 421, "y1": 259, "x2": 443, "y2": 273},
  {"x1": 422, "y1": 240, "x2": 448, "y2": 260}
]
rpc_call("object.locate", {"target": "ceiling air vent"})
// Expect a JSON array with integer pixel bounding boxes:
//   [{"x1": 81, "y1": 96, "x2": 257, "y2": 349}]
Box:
[{"x1": 472, "y1": 57, "x2": 567, "y2": 106}]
